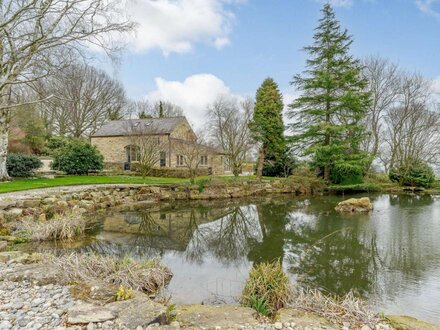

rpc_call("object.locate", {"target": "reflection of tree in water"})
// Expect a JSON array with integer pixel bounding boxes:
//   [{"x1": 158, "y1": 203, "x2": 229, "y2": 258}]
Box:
[
  {"x1": 185, "y1": 206, "x2": 261, "y2": 265},
  {"x1": 247, "y1": 201, "x2": 293, "y2": 264},
  {"x1": 80, "y1": 211, "x2": 168, "y2": 259},
  {"x1": 286, "y1": 221, "x2": 376, "y2": 296},
  {"x1": 389, "y1": 194, "x2": 434, "y2": 207}
]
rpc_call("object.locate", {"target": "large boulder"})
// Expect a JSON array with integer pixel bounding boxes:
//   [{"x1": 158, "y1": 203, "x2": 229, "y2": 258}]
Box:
[
  {"x1": 386, "y1": 315, "x2": 440, "y2": 330},
  {"x1": 335, "y1": 197, "x2": 373, "y2": 213},
  {"x1": 176, "y1": 305, "x2": 259, "y2": 329}
]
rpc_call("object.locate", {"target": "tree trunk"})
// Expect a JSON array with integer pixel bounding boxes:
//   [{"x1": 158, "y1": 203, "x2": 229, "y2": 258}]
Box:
[
  {"x1": 256, "y1": 144, "x2": 266, "y2": 179},
  {"x1": 324, "y1": 165, "x2": 330, "y2": 182},
  {"x1": 0, "y1": 111, "x2": 10, "y2": 180},
  {"x1": 232, "y1": 163, "x2": 241, "y2": 177}
]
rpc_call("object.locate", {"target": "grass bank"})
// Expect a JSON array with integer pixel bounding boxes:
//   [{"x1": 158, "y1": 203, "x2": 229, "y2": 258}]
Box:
[{"x1": 0, "y1": 175, "x2": 261, "y2": 194}]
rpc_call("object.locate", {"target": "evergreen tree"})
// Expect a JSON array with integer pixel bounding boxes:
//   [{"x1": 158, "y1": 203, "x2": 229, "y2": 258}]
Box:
[
  {"x1": 250, "y1": 78, "x2": 285, "y2": 178},
  {"x1": 288, "y1": 4, "x2": 370, "y2": 183}
]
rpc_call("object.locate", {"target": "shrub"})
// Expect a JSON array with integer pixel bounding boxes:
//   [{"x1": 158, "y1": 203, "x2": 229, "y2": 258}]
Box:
[
  {"x1": 51, "y1": 140, "x2": 103, "y2": 175},
  {"x1": 240, "y1": 260, "x2": 291, "y2": 316},
  {"x1": 46, "y1": 136, "x2": 73, "y2": 154},
  {"x1": 330, "y1": 162, "x2": 364, "y2": 185},
  {"x1": 6, "y1": 153, "x2": 42, "y2": 177},
  {"x1": 389, "y1": 160, "x2": 435, "y2": 188}
]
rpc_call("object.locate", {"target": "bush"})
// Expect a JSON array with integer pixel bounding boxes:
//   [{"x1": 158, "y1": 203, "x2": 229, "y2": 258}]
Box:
[
  {"x1": 263, "y1": 151, "x2": 297, "y2": 178},
  {"x1": 46, "y1": 136, "x2": 73, "y2": 155},
  {"x1": 330, "y1": 162, "x2": 364, "y2": 185},
  {"x1": 240, "y1": 260, "x2": 291, "y2": 316},
  {"x1": 389, "y1": 160, "x2": 435, "y2": 188},
  {"x1": 51, "y1": 140, "x2": 103, "y2": 175},
  {"x1": 6, "y1": 153, "x2": 42, "y2": 177}
]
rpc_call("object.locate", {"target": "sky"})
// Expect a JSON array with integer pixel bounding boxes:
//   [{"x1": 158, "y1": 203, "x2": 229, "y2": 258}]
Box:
[{"x1": 106, "y1": 0, "x2": 440, "y2": 128}]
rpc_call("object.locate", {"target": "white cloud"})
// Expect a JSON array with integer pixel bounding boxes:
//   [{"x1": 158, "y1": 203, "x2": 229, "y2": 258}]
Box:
[
  {"x1": 416, "y1": 0, "x2": 440, "y2": 19},
  {"x1": 314, "y1": 0, "x2": 376, "y2": 8},
  {"x1": 146, "y1": 74, "x2": 241, "y2": 128},
  {"x1": 124, "y1": 0, "x2": 242, "y2": 55},
  {"x1": 315, "y1": 0, "x2": 354, "y2": 7}
]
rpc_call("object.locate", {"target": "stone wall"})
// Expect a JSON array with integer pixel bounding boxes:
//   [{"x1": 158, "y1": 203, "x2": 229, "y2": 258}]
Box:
[
  {"x1": 0, "y1": 179, "x2": 322, "y2": 224},
  {"x1": 92, "y1": 134, "x2": 226, "y2": 175}
]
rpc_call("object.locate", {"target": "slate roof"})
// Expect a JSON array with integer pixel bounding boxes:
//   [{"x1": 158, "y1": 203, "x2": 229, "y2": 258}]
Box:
[{"x1": 92, "y1": 117, "x2": 185, "y2": 137}]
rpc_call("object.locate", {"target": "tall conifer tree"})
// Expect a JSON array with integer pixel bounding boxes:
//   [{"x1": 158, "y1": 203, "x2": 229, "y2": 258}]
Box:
[
  {"x1": 251, "y1": 78, "x2": 285, "y2": 178},
  {"x1": 288, "y1": 4, "x2": 370, "y2": 183}
]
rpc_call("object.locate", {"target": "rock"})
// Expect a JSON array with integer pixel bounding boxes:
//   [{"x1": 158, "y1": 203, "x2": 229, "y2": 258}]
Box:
[
  {"x1": 385, "y1": 315, "x2": 440, "y2": 330},
  {"x1": 21, "y1": 199, "x2": 40, "y2": 208},
  {"x1": 335, "y1": 197, "x2": 373, "y2": 213},
  {"x1": 361, "y1": 326, "x2": 372, "y2": 330},
  {"x1": 42, "y1": 197, "x2": 58, "y2": 205},
  {"x1": 170, "y1": 321, "x2": 180, "y2": 329},
  {"x1": 0, "y1": 201, "x2": 15, "y2": 210},
  {"x1": 38, "y1": 213, "x2": 47, "y2": 222},
  {"x1": 176, "y1": 305, "x2": 258, "y2": 329},
  {"x1": 107, "y1": 294, "x2": 165, "y2": 329},
  {"x1": 67, "y1": 303, "x2": 116, "y2": 324},
  {"x1": 0, "y1": 320, "x2": 12, "y2": 329},
  {"x1": 6, "y1": 208, "x2": 23, "y2": 218},
  {"x1": 0, "y1": 251, "x2": 26, "y2": 263},
  {"x1": 274, "y1": 322, "x2": 283, "y2": 329},
  {"x1": 277, "y1": 308, "x2": 333, "y2": 329}
]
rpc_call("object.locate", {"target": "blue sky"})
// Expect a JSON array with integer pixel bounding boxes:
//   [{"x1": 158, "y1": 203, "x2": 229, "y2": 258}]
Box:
[{"x1": 113, "y1": 0, "x2": 440, "y2": 126}]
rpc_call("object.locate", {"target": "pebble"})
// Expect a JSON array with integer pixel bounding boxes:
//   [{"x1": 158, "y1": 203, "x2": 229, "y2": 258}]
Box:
[
  {"x1": 1, "y1": 258, "x2": 392, "y2": 330},
  {"x1": 0, "y1": 264, "x2": 75, "y2": 330}
]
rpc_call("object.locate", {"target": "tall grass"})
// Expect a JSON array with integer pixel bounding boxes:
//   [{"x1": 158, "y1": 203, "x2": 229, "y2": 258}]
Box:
[
  {"x1": 241, "y1": 260, "x2": 291, "y2": 316},
  {"x1": 12, "y1": 210, "x2": 87, "y2": 241},
  {"x1": 49, "y1": 253, "x2": 173, "y2": 294}
]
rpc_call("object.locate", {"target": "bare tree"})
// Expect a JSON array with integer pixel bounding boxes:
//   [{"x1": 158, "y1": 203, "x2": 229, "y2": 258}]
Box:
[
  {"x1": 174, "y1": 137, "x2": 206, "y2": 184},
  {"x1": 37, "y1": 64, "x2": 127, "y2": 137},
  {"x1": 362, "y1": 56, "x2": 401, "y2": 170},
  {"x1": 125, "y1": 120, "x2": 167, "y2": 178},
  {"x1": 379, "y1": 73, "x2": 440, "y2": 171},
  {"x1": 208, "y1": 97, "x2": 254, "y2": 176},
  {"x1": 128, "y1": 100, "x2": 183, "y2": 119},
  {"x1": 0, "y1": 0, "x2": 133, "y2": 178}
]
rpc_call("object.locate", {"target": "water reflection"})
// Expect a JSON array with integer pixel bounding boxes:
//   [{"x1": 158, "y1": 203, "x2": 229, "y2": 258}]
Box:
[{"x1": 26, "y1": 194, "x2": 440, "y2": 323}]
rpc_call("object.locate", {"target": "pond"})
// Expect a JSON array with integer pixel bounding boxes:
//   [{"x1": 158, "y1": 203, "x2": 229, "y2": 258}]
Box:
[{"x1": 25, "y1": 194, "x2": 440, "y2": 324}]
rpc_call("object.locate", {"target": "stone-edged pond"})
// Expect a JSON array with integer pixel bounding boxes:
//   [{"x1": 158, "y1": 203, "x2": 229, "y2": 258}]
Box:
[{"x1": 21, "y1": 193, "x2": 440, "y2": 325}]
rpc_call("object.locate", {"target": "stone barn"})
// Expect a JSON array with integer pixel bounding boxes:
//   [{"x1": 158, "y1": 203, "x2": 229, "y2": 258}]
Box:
[{"x1": 91, "y1": 117, "x2": 230, "y2": 176}]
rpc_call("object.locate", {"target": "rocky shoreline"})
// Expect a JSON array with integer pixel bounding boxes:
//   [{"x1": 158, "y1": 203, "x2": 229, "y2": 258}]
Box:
[
  {"x1": 0, "y1": 251, "x2": 397, "y2": 330},
  {"x1": 0, "y1": 180, "x2": 322, "y2": 227}
]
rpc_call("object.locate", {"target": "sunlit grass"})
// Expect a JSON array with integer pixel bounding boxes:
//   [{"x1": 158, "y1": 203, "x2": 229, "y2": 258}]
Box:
[{"x1": 0, "y1": 175, "x2": 278, "y2": 194}]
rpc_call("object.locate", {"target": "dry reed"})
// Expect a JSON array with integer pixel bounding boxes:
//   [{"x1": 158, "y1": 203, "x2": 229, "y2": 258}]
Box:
[
  {"x1": 12, "y1": 210, "x2": 87, "y2": 241},
  {"x1": 291, "y1": 288, "x2": 384, "y2": 329},
  {"x1": 49, "y1": 253, "x2": 173, "y2": 294}
]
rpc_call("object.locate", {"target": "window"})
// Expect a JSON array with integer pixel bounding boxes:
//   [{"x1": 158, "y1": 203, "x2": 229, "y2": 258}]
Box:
[
  {"x1": 160, "y1": 151, "x2": 166, "y2": 167},
  {"x1": 176, "y1": 155, "x2": 184, "y2": 166},
  {"x1": 224, "y1": 158, "x2": 231, "y2": 172},
  {"x1": 200, "y1": 155, "x2": 208, "y2": 166},
  {"x1": 125, "y1": 145, "x2": 140, "y2": 163}
]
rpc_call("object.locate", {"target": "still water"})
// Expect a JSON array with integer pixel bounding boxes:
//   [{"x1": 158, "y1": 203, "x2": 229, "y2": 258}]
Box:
[{"x1": 29, "y1": 194, "x2": 440, "y2": 324}]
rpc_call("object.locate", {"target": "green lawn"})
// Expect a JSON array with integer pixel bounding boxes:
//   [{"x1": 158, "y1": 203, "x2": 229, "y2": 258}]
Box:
[
  {"x1": 0, "y1": 175, "x2": 263, "y2": 194},
  {"x1": 0, "y1": 176, "x2": 188, "y2": 194}
]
